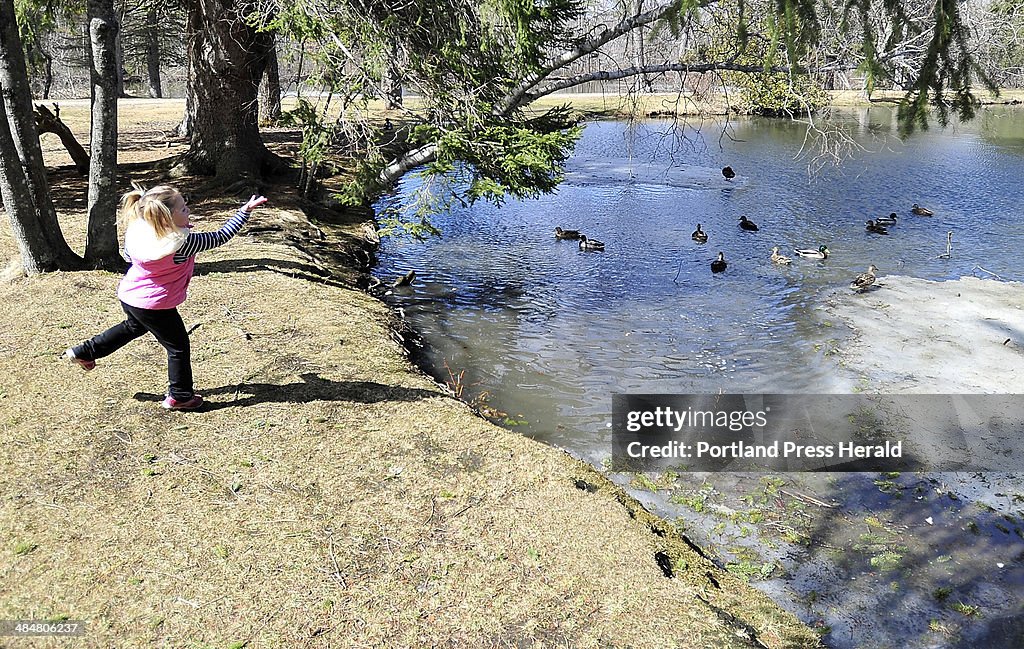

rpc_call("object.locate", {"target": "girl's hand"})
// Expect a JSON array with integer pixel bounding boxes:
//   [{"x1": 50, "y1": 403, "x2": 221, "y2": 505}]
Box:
[{"x1": 243, "y1": 195, "x2": 268, "y2": 212}]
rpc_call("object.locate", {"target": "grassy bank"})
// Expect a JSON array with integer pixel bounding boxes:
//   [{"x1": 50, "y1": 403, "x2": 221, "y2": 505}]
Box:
[{"x1": 0, "y1": 112, "x2": 819, "y2": 646}]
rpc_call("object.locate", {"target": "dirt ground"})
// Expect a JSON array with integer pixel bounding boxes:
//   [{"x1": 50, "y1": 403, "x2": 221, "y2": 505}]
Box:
[{"x1": 0, "y1": 100, "x2": 820, "y2": 647}]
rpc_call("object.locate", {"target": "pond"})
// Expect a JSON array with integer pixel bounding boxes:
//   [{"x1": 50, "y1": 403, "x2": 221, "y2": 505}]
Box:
[{"x1": 373, "y1": 106, "x2": 1024, "y2": 648}]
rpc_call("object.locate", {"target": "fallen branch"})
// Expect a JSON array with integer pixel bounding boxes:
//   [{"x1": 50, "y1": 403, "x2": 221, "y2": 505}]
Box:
[
  {"x1": 972, "y1": 265, "x2": 1003, "y2": 280},
  {"x1": 34, "y1": 103, "x2": 89, "y2": 174},
  {"x1": 779, "y1": 488, "x2": 835, "y2": 508}
]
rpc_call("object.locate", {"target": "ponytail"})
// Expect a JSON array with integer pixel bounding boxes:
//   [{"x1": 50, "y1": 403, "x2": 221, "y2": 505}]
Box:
[{"x1": 120, "y1": 183, "x2": 180, "y2": 238}]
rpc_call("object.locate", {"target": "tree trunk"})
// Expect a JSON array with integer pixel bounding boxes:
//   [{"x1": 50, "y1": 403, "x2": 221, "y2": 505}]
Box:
[
  {"x1": 177, "y1": 53, "x2": 194, "y2": 138},
  {"x1": 382, "y1": 42, "x2": 403, "y2": 109},
  {"x1": 112, "y1": 13, "x2": 127, "y2": 98},
  {"x1": 34, "y1": 104, "x2": 90, "y2": 174},
  {"x1": 295, "y1": 41, "x2": 304, "y2": 99},
  {"x1": 0, "y1": 99, "x2": 57, "y2": 274},
  {"x1": 0, "y1": 0, "x2": 80, "y2": 271},
  {"x1": 86, "y1": 0, "x2": 121, "y2": 269},
  {"x1": 177, "y1": 0, "x2": 280, "y2": 179},
  {"x1": 258, "y1": 40, "x2": 281, "y2": 124},
  {"x1": 145, "y1": 6, "x2": 162, "y2": 98},
  {"x1": 379, "y1": 142, "x2": 437, "y2": 187},
  {"x1": 41, "y1": 49, "x2": 53, "y2": 99}
]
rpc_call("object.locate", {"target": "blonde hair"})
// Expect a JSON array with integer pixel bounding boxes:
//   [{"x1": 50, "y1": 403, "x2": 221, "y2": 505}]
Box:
[{"x1": 120, "y1": 183, "x2": 182, "y2": 237}]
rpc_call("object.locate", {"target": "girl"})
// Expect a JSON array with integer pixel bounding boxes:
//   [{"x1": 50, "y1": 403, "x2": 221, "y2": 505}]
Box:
[{"x1": 63, "y1": 185, "x2": 268, "y2": 410}]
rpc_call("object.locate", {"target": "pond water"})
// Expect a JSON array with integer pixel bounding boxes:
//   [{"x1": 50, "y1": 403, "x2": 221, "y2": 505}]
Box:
[{"x1": 373, "y1": 107, "x2": 1024, "y2": 647}]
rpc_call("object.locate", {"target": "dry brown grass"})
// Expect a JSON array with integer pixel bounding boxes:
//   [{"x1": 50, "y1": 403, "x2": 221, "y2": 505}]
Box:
[{"x1": 0, "y1": 100, "x2": 819, "y2": 648}]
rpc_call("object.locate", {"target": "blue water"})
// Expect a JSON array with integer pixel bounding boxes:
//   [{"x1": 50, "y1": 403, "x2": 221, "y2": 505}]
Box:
[
  {"x1": 374, "y1": 106, "x2": 1024, "y2": 456},
  {"x1": 373, "y1": 106, "x2": 1024, "y2": 649}
]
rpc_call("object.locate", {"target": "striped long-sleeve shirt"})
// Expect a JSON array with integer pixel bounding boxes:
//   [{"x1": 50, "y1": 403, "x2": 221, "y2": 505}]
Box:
[{"x1": 172, "y1": 208, "x2": 251, "y2": 263}]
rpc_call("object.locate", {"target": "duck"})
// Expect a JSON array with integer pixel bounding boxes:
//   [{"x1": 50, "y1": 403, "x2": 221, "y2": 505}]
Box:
[
  {"x1": 850, "y1": 265, "x2": 878, "y2": 292},
  {"x1": 739, "y1": 215, "x2": 759, "y2": 232},
  {"x1": 579, "y1": 234, "x2": 605, "y2": 251},
  {"x1": 865, "y1": 220, "x2": 889, "y2": 235},
  {"x1": 911, "y1": 203, "x2": 934, "y2": 216},
  {"x1": 875, "y1": 213, "x2": 897, "y2": 225},
  {"x1": 554, "y1": 226, "x2": 581, "y2": 240},
  {"x1": 710, "y1": 251, "x2": 727, "y2": 273},
  {"x1": 382, "y1": 118, "x2": 394, "y2": 132},
  {"x1": 392, "y1": 270, "x2": 416, "y2": 287},
  {"x1": 794, "y1": 245, "x2": 830, "y2": 259},
  {"x1": 770, "y1": 246, "x2": 792, "y2": 265},
  {"x1": 722, "y1": 166, "x2": 736, "y2": 180},
  {"x1": 691, "y1": 223, "x2": 708, "y2": 243}
]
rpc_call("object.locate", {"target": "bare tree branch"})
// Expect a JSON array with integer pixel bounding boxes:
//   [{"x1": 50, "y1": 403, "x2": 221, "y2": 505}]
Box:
[
  {"x1": 495, "y1": 0, "x2": 698, "y2": 116},
  {"x1": 525, "y1": 61, "x2": 796, "y2": 103}
]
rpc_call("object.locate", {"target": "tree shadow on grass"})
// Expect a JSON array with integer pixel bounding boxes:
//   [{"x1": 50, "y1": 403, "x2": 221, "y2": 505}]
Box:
[
  {"x1": 193, "y1": 257, "x2": 353, "y2": 289},
  {"x1": 133, "y1": 373, "x2": 439, "y2": 411}
]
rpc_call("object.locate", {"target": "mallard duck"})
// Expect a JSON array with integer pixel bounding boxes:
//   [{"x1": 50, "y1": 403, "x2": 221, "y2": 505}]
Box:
[
  {"x1": 711, "y1": 251, "x2": 727, "y2": 273},
  {"x1": 866, "y1": 220, "x2": 889, "y2": 235},
  {"x1": 579, "y1": 234, "x2": 605, "y2": 251},
  {"x1": 739, "y1": 215, "x2": 759, "y2": 232},
  {"x1": 876, "y1": 213, "x2": 897, "y2": 225},
  {"x1": 911, "y1": 203, "x2": 934, "y2": 216},
  {"x1": 850, "y1": 265, "x2": 878, "y2": 292},
  {"x1": 554, "y1": 226, "x2": 581, "y2": 240},
  {"x1": 794, "y1": 245, "x2": 830, "y2": 259},
  {"x1": 691, "y1": 223, "x2": 708, "y2": 243},
  {"x1": 722, "y1": 166, "x2": 736, "y2": 180},
  {"x1": 770, "y1": 246, "x2": 792, "y2": 265}
]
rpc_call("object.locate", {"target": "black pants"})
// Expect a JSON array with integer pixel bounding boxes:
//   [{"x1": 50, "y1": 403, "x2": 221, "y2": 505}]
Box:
[{"x1": 75, "y1": 301, "x2": 193, "y2": 400}]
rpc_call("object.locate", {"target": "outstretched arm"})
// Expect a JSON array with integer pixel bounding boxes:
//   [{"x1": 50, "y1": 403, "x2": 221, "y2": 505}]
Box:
[{"x1": 174, "y1": 195, "x2": 268, "y2": 262}]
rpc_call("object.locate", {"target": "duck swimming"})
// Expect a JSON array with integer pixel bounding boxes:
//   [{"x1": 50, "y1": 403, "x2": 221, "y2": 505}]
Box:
[
  {"x1": 739, "y1": 215, "x2": 759, "y2": 232},
  {"x1": 711, "y1": 251, "x2": 727, "y2": 273},
  {"x1": 770, "y1": 246, "x2": 792, "y2": 265},
  {"x1": 794, "y1": 245, "x2": 830, "y2": 259},
  {"x1": 722, "y1": 166, "x2": 735, "y2": 180},
  {"x1": 911, "y1": 204, "x2": 934, "y2": 216},
  {"x1": 850, "y1": 265, "x2": 878, "y2": 292},
  {"x1": 392, "y1": 270, "x2": 416, "y2": 287},
  {"x1": 691, "y1": 224, "x2": 708, "y2": 243},
  {"x1": 876, "y1": 213, "x2": 897, "y2": 225},
  {"x1": 866, "y1": 220, "x2": 889, "y2": 235},
  {"x1": 579, "y1": 234, "x2": 605, "y2": 251},
  {"x1": 554, "y1": 226, "x2": 581, "y2": 240}
]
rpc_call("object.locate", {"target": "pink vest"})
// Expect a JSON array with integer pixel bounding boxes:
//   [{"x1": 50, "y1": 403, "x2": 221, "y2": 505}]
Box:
[
  {"x1": 116, "y1": 218, "x2": 194, "y2": 310},
  {"x1": 117, "y1": 254, "x2": 195, "y2": 310}
]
